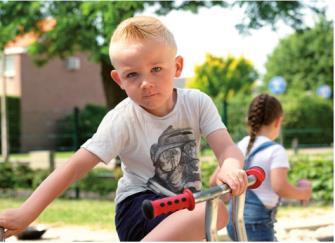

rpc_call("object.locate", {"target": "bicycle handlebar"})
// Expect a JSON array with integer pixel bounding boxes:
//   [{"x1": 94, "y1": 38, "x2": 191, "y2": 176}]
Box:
[
  {"x1": 142, "y1": 188, "x2": 195, "y2": 220},
  {"x1": 142, "y1": 166, "x2": 265, "y2": 220}
]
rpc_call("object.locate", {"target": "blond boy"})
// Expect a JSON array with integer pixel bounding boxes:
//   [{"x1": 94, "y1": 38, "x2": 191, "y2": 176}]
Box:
[{"x1": 0, "y1": 16, "x2": 247, "y2": 241}]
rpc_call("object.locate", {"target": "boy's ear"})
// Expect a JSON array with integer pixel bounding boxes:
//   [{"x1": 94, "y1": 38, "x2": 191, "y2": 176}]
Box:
[
  {"x1": 174, "y1": 55, "x2": 184, "y2": 78},
  {"x1": 111, "y1": 70, "x2": 124, "y2": 90}
]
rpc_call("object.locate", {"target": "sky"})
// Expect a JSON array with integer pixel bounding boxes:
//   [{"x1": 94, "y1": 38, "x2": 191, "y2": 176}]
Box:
[{"x1": 141, "y1": 1, "x2": 334, "y2": 80}]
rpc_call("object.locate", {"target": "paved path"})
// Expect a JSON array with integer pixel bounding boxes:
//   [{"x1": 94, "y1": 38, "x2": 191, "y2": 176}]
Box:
[{"x1": 5, "y1": 206, "x2": 333, "y2": 242}]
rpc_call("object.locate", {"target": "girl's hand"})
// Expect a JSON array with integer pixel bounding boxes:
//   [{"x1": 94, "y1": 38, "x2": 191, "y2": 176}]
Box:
[
  {"x1": 216, "y1": 161, "x2": 248, "y2": 196},
  {"x1": 0, "y1": 208, "x2": 31, "y2": 239},
  {"x1": 297, "y1": 179, "x2": 312, "y2": 205}
]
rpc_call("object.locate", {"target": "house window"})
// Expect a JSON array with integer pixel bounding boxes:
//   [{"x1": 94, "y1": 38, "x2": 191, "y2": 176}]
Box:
[
  {"x1": 65, "y1": 56, "x2": 80, "y2": 71},
  {"x1": 0, "y1": 54, "x2": 15, "y2": 77}
]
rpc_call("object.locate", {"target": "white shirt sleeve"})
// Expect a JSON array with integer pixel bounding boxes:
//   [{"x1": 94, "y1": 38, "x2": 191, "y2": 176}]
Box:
[
  {"x1": 270, "y1": 145, "x2": 290, "y2": 169},
  {"x1": 81, "y1": 110, "x2": 128, "y2": 164},
  {"x1": 198, "y1": 91, "x2": 226, "y2": 137}
]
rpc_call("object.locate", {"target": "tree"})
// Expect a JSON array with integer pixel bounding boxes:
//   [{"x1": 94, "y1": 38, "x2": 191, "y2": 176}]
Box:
[
  {"x1": 0, "y1": 1, "x2": 321, "y2": 108},
  {"x1": 186, "y1": 54, "x2": 258, "y2": 126},
  {"x1": 264, "y1": 19, "x2": 333, "y2": 93},
  {"x1": 231, "y1": 1, "x2": 325, "y2": 34}
]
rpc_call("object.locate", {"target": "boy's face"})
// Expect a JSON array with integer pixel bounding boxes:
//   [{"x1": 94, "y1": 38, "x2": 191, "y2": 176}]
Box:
[{"x1": 110, "y1": 38, "x2": 183, "y2": 117}]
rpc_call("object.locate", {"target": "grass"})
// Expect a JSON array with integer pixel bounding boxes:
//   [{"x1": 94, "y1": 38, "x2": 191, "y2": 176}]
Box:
[
  {"x1": 6, "y1": 147, "x2": 333, "y2": 162},
  {"x1": 0, "y1": 197, "x2": 332, "y2": 231},
  {"x1": 0, "y1": 198, "x2": 115, "y2": 231},
  {"x1": 1, "y1": 148, "x2": 332, "y2": 231},
  {"x1": 3, "y1": 151, "x2": 75, "y2": 161}
]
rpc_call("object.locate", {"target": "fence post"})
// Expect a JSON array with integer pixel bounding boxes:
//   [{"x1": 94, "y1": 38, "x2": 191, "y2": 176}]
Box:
[
  {"x1": 72, "y1": 107, "x2": 80, "y2": 199},
  {"x1": 292, "y1": 138, "x2": 299, "y2": 155},
  {"x1": 73, "y1": 107, "x2": 80, "y2": 150},
  {"x1": 222, "y1": 100, "x2": 228, "y2": 128}
]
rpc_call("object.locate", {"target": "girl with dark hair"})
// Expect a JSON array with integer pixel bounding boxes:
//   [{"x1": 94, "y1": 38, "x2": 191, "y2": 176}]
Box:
[{"x1": 210, "y1": 93, "x2": 312, "y2": 241}]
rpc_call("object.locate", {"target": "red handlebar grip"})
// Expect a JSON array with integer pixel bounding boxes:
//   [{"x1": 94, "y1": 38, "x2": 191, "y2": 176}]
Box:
[
  {"x1": 142, "y1": 188, "x2": 195, "y2": 219},
  {"x1": 246, "y1": 166, "x2": 265, "y2": 189}
]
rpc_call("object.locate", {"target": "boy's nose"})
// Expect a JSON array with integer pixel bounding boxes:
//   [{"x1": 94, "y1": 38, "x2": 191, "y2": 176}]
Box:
[{"x1": 141, "y1": 79, "x2": 154, "y2": 89}]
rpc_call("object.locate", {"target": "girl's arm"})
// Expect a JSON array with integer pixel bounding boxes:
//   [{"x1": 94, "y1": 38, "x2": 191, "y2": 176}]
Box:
[
  {"x1": 0, "y1": 148, "x2": 101, "y2": 238},
  {"x1": 271, "y1": 167, "x2": 311, "y2": 201},
  {"x1": 206, "y1": 128, "x2": 247, "y2": 196}
]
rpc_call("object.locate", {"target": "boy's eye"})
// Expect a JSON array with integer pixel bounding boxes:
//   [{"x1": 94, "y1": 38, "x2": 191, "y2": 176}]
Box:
[
  {"x1": 152, "y1": 67, "x2": 162, "y2": 72},
  {"x1": 126, "y1": 72, "x2": 138, "y2": 79}
]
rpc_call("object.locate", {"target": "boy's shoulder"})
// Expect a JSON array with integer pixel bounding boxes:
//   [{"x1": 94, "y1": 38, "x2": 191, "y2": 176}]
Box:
[
  {"x1": 102, "y1": 98, "x2": 134, "y2": 122},
  {"x1": 179, "y1": 87, "x2": 206, "y2": 96},
  {"x1": 178, "y1": 88, "x2": 211, "y2": 102},
  {"x1": 112, "y1": 97, "x2": 132, "y2": 112}
]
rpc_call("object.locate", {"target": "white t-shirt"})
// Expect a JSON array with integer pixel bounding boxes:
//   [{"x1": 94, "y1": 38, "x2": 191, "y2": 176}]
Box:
[
  {"x1": 82, "y1": 88, "x2": 225, "y2": 204},
  {"x1": 238, "y1": 136, "x2": 290, "y2": 208}
]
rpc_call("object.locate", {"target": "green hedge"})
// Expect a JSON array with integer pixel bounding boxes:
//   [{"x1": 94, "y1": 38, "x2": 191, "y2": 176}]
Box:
[
  {"x1": 0, "y1": 96, "x2": 21, "y2": 152},
  {"x1": 200, "y1": 152, "x2": 333, "y2": 204},
  {"x1": 72, "y1": 167, "x2": 122, "y2": 196},
  {"x1": 226, "y1": 94, "x2": 251, "y2": 142},
  {"x1": 288, "y1": 153, "x2": 333, "y2": 203},
  {"x1": 280, "y1": 94, "x2": 333, "y2": 147},
  {"x1": 1, "y1": 151, "x2": 332, "y2": 203},
  {"x1": 225, "y1": 93, "x2": 333, "y2": 147},
  {"x1": 0, "y1": 163, "x2": 121, "y2": 197},
  {"x1": 56, "y1": 104, "x2": 108, "y2": 150}
]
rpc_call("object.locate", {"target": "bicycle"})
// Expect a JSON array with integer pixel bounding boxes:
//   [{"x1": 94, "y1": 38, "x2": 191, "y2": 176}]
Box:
[
  {"x1": 0, "y1": 166, "x2": 265, "y2": 242},
  {"x1": 141, "y1": 166, "x2": 265, "y2": 241}
]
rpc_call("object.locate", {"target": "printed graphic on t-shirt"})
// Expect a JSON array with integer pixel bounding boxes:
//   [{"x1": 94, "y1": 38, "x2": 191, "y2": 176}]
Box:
[{"x1": 149, "y1": 125, "x2": 201, "y2": 193}]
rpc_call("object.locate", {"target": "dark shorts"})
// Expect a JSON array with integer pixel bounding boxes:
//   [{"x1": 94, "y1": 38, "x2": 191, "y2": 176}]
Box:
[{"x1": 115, "y1": 190, "x2": 172, "y2": 241}]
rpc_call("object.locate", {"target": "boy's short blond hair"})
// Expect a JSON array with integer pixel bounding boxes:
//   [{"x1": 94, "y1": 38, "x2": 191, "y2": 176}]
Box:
[{"x1": 109, "y1": 16, "x2": 177, "y2": 64}]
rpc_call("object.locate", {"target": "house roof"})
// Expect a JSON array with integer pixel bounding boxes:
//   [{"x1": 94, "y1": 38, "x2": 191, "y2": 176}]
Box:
[{"x1": 5, "y1": 18, "x2": 56, "y2": 51}]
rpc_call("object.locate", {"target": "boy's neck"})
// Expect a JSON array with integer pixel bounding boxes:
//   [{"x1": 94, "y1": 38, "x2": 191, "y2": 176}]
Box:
[{"x1": 141, "y1": 88, "x2": 177, "y2": 117}]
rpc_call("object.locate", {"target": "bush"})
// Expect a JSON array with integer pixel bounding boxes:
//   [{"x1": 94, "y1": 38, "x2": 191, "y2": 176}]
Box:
[
  {"x1": 0, "y1": 162, "x2": 121, "y2": 198},
  {"x1": 0, "y1": 163, "x2": 15, "y2": 190},
  {"x1": 75, "y1": 167, "x2": 121, "y2": 196},
  {"x1": 31, "y1": 169, "x2": 50, "y2": 189},
  {"x1": 0, "y1": 96, "x2": 21, "y2": 153},
  {"x1": 201, "y1": 160, "x2": 217, "y2": 189},
  {"x1": 14, "y1": 164, "x2": 33, "y2": 189},
  {"x1": 226, "y1": 94, "x2": 251, "y2": 142},
  {"x1": 288, "y1": 153, "x2": 333, "y2": 203},
  {"x1": 280, "y1": 94, "x2": 333, "y2": 147},
  {"x1": 56, "y1": 104, "x2": 108, "y2": 150},
  {"x1": 200, "y1": 152, "x2": 333, "y2": 204},
  {"x1": 225, "y1": 93, "x2": 333, "y2": 147}
]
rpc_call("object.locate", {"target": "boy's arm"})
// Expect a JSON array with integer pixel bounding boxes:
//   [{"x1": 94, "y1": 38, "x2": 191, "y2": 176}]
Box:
[
  {"x1": 0, "y1": 148, "x2": 101, "y2": 238},
  {"x1": 206, "y1": 128, "x2": 247, "y2": 196}
]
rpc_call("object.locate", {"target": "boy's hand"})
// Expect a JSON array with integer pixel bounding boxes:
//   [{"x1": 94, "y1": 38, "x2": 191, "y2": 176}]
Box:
[
  {"x1": 216, "y1": 161, "x2": 248, "y2": 196},
  {"x1": 0, "y1": 208, "x2": 30, "y2": 239}
]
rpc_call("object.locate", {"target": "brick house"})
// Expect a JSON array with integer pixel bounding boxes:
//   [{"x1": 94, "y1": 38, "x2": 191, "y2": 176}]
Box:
[{"x1": 1, "y1": 28, "x2": 106, "y2": 151}]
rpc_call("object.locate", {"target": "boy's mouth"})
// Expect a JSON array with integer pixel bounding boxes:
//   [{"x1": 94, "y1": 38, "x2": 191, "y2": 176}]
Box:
[{"x1": 143, "y1": 93, "x2": 158, "y2": 98}]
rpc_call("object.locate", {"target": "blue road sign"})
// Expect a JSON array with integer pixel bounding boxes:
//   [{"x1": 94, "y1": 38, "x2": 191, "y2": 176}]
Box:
[
  {"x1": 317, "y1": 84, "x2": 331, "y2": 99},
  {"x1": 268, "y1": 76, "x2": 287, "y2": 95}
]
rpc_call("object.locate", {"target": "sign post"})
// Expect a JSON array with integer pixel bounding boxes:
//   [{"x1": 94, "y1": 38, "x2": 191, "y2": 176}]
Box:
[
  {"x1": 268, "y1": 76, "x2": 287, "y2": 95},
  {"x1": 316, "y1": 84, "x2": 331, "y2": 99}
]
